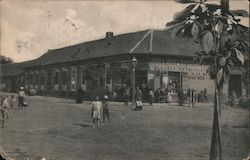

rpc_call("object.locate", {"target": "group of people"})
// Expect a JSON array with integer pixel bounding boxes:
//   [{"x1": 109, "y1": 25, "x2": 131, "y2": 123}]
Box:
[
  {"x1": 109, "y1": 85, "x2": 155, "y2": 105},
  {"x1": 91, "y1": 95, "x2": 110, "y2": 128},
  {"x1": 197, "y1": 88, "x2": 209, "y2": 103},
  {"x1": 107, "y1": 85, "x2": 210, "y2": 107},
  {"x1": 170, "y1": 88, "x2": 209, "y2": 107},
  {"x1": 184, "y1": 88, "x2": 209, "y2": 107},
  {"x1": 0, "y1": 87, "x2": 26, "y2": 128}
]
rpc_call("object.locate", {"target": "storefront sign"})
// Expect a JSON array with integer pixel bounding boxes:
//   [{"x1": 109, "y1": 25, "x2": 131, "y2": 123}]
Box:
[{"x1": 149, "y1": 62, "x2": 210, "y2": 79}]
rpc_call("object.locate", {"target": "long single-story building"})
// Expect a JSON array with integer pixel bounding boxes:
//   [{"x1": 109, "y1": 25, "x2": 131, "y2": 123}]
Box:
[{"x1": 0, "y1": 29, "x2": 248, "y2": 102}]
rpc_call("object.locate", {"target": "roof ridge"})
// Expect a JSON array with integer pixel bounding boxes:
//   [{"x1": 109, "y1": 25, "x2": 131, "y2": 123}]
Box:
[
  {"x1": 48, "y1": 29, "x2": 152, "y2": 52},
  {"x1": 129, "y1": 30, "x2": 152, "y2": 54}
]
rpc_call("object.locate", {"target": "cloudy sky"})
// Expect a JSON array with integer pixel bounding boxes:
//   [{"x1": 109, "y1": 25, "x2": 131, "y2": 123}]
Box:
[{"x1": 1, "y1": 0, "x2": 249, "y2": 62}]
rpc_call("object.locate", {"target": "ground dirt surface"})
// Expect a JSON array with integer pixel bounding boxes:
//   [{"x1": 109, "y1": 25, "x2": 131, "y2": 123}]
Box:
[{"x1": 0, "y1": 94, "x2": 249, "y2": 160}]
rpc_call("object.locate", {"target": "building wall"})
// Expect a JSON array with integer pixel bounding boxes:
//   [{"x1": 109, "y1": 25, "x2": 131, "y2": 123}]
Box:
[
  {"x1": 22, "y1": 55, "x2": 132, "y2": 99},
  {"x1": 1, "y1": 54, "x2": 246, "y2": 103}
]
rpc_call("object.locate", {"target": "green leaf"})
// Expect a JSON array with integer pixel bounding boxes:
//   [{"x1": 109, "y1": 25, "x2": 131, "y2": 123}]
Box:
[
  {"x1": 217, "y1": 68, "x2": 223, "y2": 84},
  {"x1": 215, "y1": 21, "x2": 224, "y2": 34},
  {"x1": 202, "y1": 31, "x2": 214, "y2": 53},
  {"x1": 191, "y1": 23, "x2": 200, "y2": 39},
  {"x1": 233, "y1": 48, "x2": 245, "y2": 64}
]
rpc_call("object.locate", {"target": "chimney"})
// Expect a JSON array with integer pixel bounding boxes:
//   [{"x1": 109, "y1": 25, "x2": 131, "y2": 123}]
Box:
[{"x1": 106, "y1": 32, "x2": 114, "y2": 38}]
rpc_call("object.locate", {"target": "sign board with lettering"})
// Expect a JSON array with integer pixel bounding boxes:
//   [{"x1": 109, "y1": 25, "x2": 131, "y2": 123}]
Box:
[{"x1": 149, "y1": 63, "x2": 210, "y2": 80}]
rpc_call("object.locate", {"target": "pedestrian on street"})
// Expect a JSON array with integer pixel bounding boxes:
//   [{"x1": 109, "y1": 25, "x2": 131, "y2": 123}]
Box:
[
  {"x1": 166, "y1": 85, "x2": 172, "y2": 103},
  {"x1": 102, "y1": 95, "x2": 110, "y2": 123},
  {"x1": 1, "y1": 96, "x2": 9, "y2": 128},
  {"x1": 203, "y1": 88, "x2": 208, "y2": 103},
  {"x1": 10, "y1": 95, "x2": 16, "y2": 110},
  {"x1": 191, "y1": 89, "x2": 195, "y2": 107},
  {"x1": 18, "y1": 87, "x2": 26, "y2": 109},
  {"x1": 135, "y1": 87, "x2": 143, "y2": 111},
  {"x1": 91, "y1": 96, "x2": 102, "y2": 128},
  {"x1": 148, "y1": 88, "x2": 154, "y2": 106},
  {"x1": 178, "y1": 88, "x2": 184, "y2": 106}
]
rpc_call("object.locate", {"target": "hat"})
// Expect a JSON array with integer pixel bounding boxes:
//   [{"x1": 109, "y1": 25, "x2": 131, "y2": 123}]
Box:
[
  {"x1": 103, "y1": 95, "x2": 108, "y2": 99},
  {"x1": 20, "y1": 87, "x2": 24, "y2": 90}
]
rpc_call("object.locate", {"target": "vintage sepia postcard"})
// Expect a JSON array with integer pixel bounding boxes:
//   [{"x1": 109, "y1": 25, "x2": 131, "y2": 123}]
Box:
[{"x1": 0, "y1": 0, "x2": 249, "y2": 160}]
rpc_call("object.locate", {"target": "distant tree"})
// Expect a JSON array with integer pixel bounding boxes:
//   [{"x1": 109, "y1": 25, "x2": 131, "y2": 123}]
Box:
[
  {"x1": 167, "y1": 0, "x2": 249, "y2": 160},
  {"x1": 0, "y1": 55, "x2": 14, "y2": 64}
]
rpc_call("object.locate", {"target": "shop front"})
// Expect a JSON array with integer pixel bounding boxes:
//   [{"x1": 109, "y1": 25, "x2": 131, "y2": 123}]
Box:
[{"x1": 148, "y1": 62, "x2": 214, "y2": 102}]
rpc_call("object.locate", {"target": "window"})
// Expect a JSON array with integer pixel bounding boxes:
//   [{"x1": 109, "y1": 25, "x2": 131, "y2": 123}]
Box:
[
  {"x1": 71, "y1": 69, "x2": 77, "y2": 90},
  {"x1": 35, "y1": 73, "x2": 39, "y2": 85},
  {"x1": 62, "y1": 70, "x2": 67, "y2": 85},
  {"x1": 25, "y1": 73, "x2": 30, "y2": 85},
  {"x1": 54, "y1": 71, "x2": 59, "y2": 85},
  {"x1": 81, "y1": 70, "x2": 86, "y2": 84},
  {"x1": 40, "y1": 72, "x2": 45, "y2": 85},
  {"x1": 30, "y1": 73, "x2": 33, "y2": 85}
]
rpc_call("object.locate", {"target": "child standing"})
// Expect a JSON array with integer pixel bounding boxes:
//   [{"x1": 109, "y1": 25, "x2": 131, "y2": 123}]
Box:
[
  {"x1": 1, "y1": 96, "x2": 9, "y2": 128},
  {"x1": 91, "y1": 96, "x2": 102, "y2": 128},
  {"x1": 102, "y1": 95, "x2": 110, "y2": 123}
]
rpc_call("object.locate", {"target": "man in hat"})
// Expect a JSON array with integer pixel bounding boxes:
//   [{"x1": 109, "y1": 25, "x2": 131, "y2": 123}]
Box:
[
  {"x1": 18, "y1": 87, "x2": 25, "y2": 109},
  {"x1": 102, "y1": 95, "x2": 110, "y2": 123}
]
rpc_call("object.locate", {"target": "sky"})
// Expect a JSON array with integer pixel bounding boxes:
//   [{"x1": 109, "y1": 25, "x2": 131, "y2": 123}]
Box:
[{"x1": 0, "y1": 0, "x2": 249, "y2": 62}]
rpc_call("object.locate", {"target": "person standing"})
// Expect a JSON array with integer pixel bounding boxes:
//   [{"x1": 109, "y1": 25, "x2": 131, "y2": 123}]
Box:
[
  {"x1": 203, "y1": 88, "x2": 208, "y2": 103},
  {"x1": 135, "y1": 87, "x2": 143, "y2": 111},
  {"x1": 1, "y1": 96, "x2": 9, "y2": 128},
  {"x1": 166, "y1": 86, "x2": 172, "y2": 103},
  {"x1": 191, "y1": 89, "x2": 195, "y2": 107},
  {"x1": 91, "y1": 96, "x2": 102, "y2": 128},
  {"x1": 102, "y1": 95, "x2": 110, "y2": 123},
  {"x1": 148, "y1": 88, "x2": 154, "y2": 106},
  {"x1": 178, "y1": 88, "x2": 184, "y2": 106},
  {"x1": 18, "y1": 87, "x2": 25, "y2": 109},
  {"x1": 123, "y1": 87, "x2": 130, "y2": 106}
]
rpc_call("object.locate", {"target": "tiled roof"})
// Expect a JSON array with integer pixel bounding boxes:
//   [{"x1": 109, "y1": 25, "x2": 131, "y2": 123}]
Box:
[
  {"x1": 27, "y1": 29, "x2": 203, "y2": 67},
  {"x1": 30, "y1": 30, "x2": 152, "y2": 66},
  {"x1": 1, "y1": 29, "x2": 204, "y2": 75},
  {"x1": 0, "y1": 61, "x2": 34, "y2": 77}
]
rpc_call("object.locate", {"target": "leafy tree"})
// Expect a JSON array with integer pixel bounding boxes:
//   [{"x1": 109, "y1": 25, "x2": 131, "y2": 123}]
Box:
[
  {"x1": 0, "y1": 55, "x2": 14, "y2": 64},
  {"x1": 167, "y1": 0, "x2": 249, "y2": 159}
]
